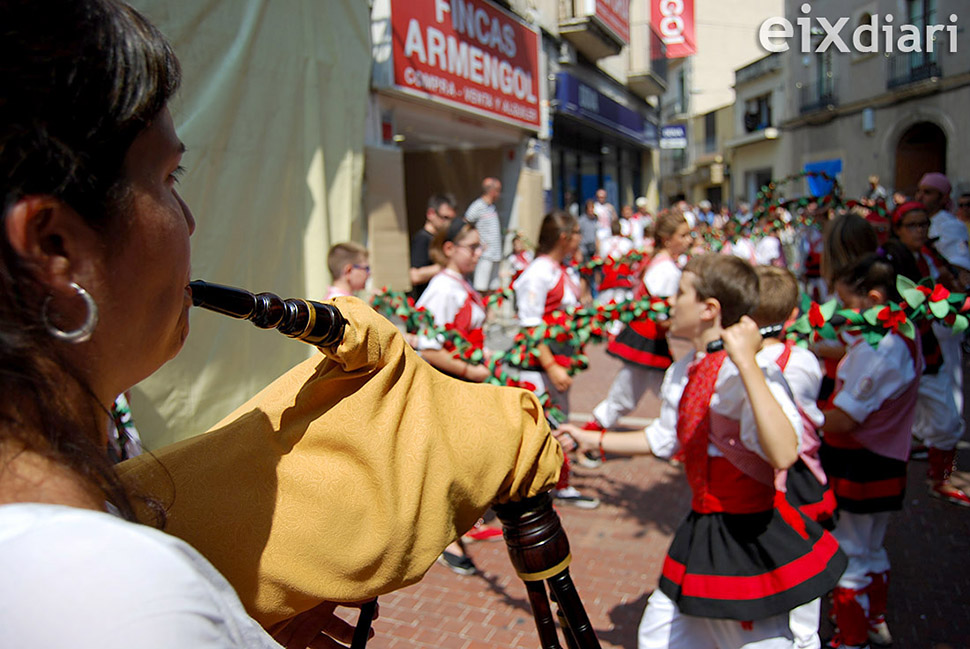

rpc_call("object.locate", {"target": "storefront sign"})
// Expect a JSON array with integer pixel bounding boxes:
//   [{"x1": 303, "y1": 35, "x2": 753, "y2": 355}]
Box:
[
  {"x1": 595, "y1": 0, "x2": 630, "y2": 44},
  {"x1": 651, "y1": 0, "x2": 697, "y2": 58},
  {"x1": 390, "y1": 0, "x2": 541, "y2": 130},
  {"x1": 660, "y1": 124, "x2": 687, "y2": 149},
  {"x1": 555, "y1": 73, "x2": 657, "y2": 147}
]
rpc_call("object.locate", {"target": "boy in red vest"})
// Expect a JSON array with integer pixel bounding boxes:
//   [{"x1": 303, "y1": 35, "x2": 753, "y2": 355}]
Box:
[{"x1": 562, "y1": 254, "x2": 845, "y2": 648}]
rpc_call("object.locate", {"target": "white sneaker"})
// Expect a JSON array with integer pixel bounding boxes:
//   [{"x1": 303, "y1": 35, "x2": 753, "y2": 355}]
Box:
[
  {"x1": 553, "y1": 486, "x2": 600, "y2": 509},
  {"x1": 868, "y1": 619, "x2": 892, "y2": 646}
]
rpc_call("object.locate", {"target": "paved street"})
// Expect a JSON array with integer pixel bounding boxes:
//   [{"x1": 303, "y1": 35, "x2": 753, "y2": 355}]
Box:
[{"x1": 364, "y1": 339, "x2": 970, "y2": 649}]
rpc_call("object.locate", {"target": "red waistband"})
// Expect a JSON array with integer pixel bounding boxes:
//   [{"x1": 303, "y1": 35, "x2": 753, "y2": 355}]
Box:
[{"x1": 692, "y1": 457, "x2": 775, "y2": 513}]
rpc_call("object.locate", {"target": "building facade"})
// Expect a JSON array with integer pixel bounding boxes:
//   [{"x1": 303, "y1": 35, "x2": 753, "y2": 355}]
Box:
[
  {"x1": 779, "y1": 0, "x2": 970, "y2": 201},
  {"x1": 367, "y1": 0, "x2": 664, "y2": 290}
]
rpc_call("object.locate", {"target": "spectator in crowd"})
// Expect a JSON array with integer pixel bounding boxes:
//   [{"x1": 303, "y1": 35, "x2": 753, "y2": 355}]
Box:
[
  {"x1": 628, "y1": 197, "x2": 652, "y2": 248},
  {"x1": 579, "y1": 199, "x2": 600, "y2": 262},
  {"x1": 863, "y1": 174, "x2": 888, "y2": 205},
  {"x1": 410, "y1": 194, "x2": 456, "y2": 300},
  {"x1": 465, "y1": 177, "x2": 504, "y2": 293},
  {"x1": 915, "y1": 172, "x2": 970, "y2": 413},
  {"x1": 696, "y1": 200, "x2": 716, "y2": 226},
  {"x1": 325, "y1": 241, "x2": 369, "y2": 300},
  {"x1": 593, "y1": 188, "x2": 617, "y2": 243}
]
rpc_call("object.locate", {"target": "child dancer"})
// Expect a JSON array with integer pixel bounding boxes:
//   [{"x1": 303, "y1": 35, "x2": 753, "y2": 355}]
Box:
[
  {"x1": 513, "y1": 211, "x2": 599, "y2": 508},
  {"x1": 585, "y1": 213, "x2": 692, "y2": 436},
  {"x1": 821, "y1": 254, "x2": 923, "y2": 649},
  {"x1": 564, "y1": 254, "x2": 846, "y2": 648},
  {"x1": 882, "y1": 201, "x2": 969, "y2": 506},
  {"x1": 415, "y1": 218, "x2": 503, "y2": 572},
  {"x1": 753, "y1": 267, "x2": 835, "y2": 529},
  {"x1": 324, "y1": 242, "x2": 369, "y2": 300}
]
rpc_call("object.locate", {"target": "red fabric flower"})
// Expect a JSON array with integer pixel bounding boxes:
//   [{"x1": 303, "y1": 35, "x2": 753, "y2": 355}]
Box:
[
  {"x1": 808, "y1": 303, "x2": 825, "y2": 328},
  {"x1": 930, "y1": 284, "x2": 951, "y2": 302},
  {"x1": 916, "y1": 285, "x2": 932, "y2": 296},
  {"x1": 465, "y1": 328, "x2": 485, "y2": 350},
  {"x1": 877, "y1": 306, "x2": 906, "y2": 331}
]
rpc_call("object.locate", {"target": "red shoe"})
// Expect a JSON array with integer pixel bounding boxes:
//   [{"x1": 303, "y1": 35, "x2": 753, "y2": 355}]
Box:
[
  {"x1": 930, "y1": 480, "x2": 970, "y2": 507},
  {"x1": 462, "y1": 519, "x2": 504, "y2": 542}
]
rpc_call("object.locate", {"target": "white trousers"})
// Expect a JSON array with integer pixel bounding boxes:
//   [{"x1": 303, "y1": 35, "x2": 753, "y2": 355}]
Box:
[
  {"x1": 832, "y1": 511, "x2": 891, "y2": 594},
  {"x1": 638, "y1": 589, "x2": 803, "y2": 649},
  {"x1": 592, "y1": 362, "x2": 665, "y2": 428},
  {"x1": 913, "y1": 368, "x2": 963, "y2": 450},
  {"x1": 933, "y1": 322, "x2": 964, "y2": 415}
]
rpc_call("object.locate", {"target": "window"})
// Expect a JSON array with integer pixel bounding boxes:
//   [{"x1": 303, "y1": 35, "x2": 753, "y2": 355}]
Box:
[
  {"x1": 743, "y1": 95, "x2": 772, "y2": 133},
  {"x1": 704, "y1": 112, "x2": 717, "y2": 152}
]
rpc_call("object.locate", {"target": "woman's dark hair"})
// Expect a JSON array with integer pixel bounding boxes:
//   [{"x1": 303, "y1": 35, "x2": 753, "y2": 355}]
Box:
[
  {"x1": 821, "y1": 213, "x2": 878, "y2": 289},
  {"x1": 536, "y1": 210, "x2": 578, "y2": 254},
  {"x1": 0, "y1": 0, "x2": 181, "y2": 521},
  {"x1": 833, "y1": 254, "x2": 901, "y2": 303}
]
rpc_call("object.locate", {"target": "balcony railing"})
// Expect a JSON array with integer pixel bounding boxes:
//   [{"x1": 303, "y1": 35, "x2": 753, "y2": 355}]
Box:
[
  {"x1": 735, "y1": 52, "x2": 782, "y2": 86},
  {"x1": 887, "y1": 51, "x2": 942, "y2": 89},
  {"x1": 799, "y1": 77, "x2": 837, "y2": 114},
  {"x1": 559, "y1": 0, "x2": 624, "y2": 61}
]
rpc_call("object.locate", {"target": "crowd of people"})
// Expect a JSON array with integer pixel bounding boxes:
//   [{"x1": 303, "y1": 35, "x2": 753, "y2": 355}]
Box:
[{"x1": 397, "y1": 177, "x2": 970, "y2": 649}]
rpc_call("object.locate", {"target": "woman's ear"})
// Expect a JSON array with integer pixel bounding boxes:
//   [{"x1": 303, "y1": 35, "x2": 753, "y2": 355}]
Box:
[
  {"x1": 4, "y1": 195, "x2": 97, "y2": 293},
  {"x1": 442, "y1": 240, "x2": 456, "y2": 258}
]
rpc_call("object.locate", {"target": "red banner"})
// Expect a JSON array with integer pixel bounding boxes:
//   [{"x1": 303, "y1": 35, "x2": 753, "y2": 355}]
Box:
[
  {"x1": 390, "y1": 0, "x2": 541, "y2": 130},
  {"x1": 595, "y1": 0, "x2": 630, "y2": 44},
  {"x1": 651, "y1": 0, "x2": 696, "y2": 58}
]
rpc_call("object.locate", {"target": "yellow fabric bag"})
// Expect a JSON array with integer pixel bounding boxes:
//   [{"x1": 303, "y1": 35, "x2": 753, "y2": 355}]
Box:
[{"x1": 118, "y1": 296, "x2": 562, "y2": 627}]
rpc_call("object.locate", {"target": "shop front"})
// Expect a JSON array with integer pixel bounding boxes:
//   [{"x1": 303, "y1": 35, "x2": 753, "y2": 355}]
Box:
[
  {"x1": 368, "y1": 0, "x2": 546, "y2": 290},
  {"x1": 550, "y1": 71, "x2": 659, "y2": 214}
]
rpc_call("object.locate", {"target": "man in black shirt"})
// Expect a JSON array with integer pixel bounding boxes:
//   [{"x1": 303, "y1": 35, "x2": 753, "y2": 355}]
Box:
[{"x1": 410, "y1": 194, "x2": 457, "y2": 299}]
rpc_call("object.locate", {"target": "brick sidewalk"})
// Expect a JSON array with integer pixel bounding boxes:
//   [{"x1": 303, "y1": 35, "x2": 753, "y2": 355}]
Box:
[{"x1": 363, "y1": 342, "x2": 970, "y2": 649}]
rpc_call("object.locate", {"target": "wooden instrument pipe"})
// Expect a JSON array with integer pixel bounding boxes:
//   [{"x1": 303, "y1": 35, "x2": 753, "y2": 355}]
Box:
[
  {"x1": 495, "y1": 493, "x2": 601, "y2": 649},
  {"x1": 188, "y1": 280, "x2": 346, "y2": 347}
]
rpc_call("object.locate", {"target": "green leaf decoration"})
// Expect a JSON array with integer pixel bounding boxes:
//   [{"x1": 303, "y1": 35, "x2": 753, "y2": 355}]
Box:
[
  {"x1": 819, "y1": 299, "x2": 838, "y2": 321},
  {"x1": 863, "y1": 308, "x2": 879, "y2": 326},
  {"x1": 901, "y1": 287, "x2": 926, "y2": 309},
  {"x1": 930, "y1": 299, "x2": 950, "y2": 319},
  {"x1": 954, "y1": 314, "x2": 969, "y2": 335}
]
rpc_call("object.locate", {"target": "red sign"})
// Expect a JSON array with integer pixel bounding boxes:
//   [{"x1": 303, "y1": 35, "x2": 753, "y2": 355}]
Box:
[
  {"x1": 390, "y1": 0, "x2": 541, "y2": 130},
  {"x1": 651, "y1": 0, "x2": 696, "y2": 58},
  {"x1": 595, "y1": 0, "x2": 630, "y2": 44}
]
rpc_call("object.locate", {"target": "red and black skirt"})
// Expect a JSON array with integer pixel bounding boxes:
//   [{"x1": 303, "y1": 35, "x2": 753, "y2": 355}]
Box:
[
  {"x1": 658, "y1": 507, "x2": 846, "y2": 621},
  {"x1": 819, "y1": 442, "x2": 907, "y2": 514},
  {"x1": 785, "y1": 459, "x2": 836, "y2": 530},
  {"x1": 606, "y1": 318, "x2": 672, "y2": 370}
]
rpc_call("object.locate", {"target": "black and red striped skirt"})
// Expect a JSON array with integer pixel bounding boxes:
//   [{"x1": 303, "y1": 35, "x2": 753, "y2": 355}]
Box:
[
  {"x1": 658, "y1": 506, "x2": 846, "y2": 620},
  {"x1": 819, "y1": 442, "x2": 907, "y2": 513},
  {"x1": 606, "y1": 318, "x2": 672, "y2": 370},
  {"x1": 785, "y1": 459, "x2": 836, "y2": 530}
]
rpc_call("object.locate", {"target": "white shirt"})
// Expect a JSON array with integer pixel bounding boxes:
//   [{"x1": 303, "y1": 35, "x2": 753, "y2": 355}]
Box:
[
  {"x1": 643, "y1": 351, "x2": 802, "y2": 462},
  {"x1": 514, "y1": 256, "x2": 580, "y2": 327},
  {"x1": 758, "y1": 343, "x2": 824, "y2": 429},
  {"x1": 643, "y1": 257, "x2": 681, "y2": 298},
  {"x1": 929, "y1": 209, "x2": 970, "y2": 271},
  {"x1": 0, "y1": 504, "x2": 280, "y2": 648},
  {"x1": 755, "y1": 236, "x2": 783, "y2": 266},
  {"x1": 833, "y1": 332, "x2": 920, "y2": 424},
  {"x1": 598, "y1": 235, "x2": 634, "y2": 260},
  {"x1": 414, "y1": 269, "x2": 485, "y2": 351}
]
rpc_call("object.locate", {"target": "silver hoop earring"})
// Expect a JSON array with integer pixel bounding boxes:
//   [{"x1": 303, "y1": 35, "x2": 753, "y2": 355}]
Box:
[{"x1": 42, "y1": 282, "x2": 99, "y2": 343}]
